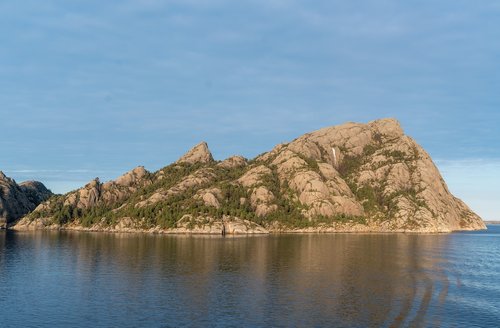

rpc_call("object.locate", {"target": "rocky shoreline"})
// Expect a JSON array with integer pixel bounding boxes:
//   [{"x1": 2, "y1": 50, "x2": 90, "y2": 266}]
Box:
[{"x1": 11, "y1": 214, "x2": 486, "y2": 234}]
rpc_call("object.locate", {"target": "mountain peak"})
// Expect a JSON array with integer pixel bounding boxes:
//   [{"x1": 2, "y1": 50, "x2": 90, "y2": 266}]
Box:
[
  {"x1": 368, "y1": 118, "x2": 404, "y2": 139},
  {"x1": 176, "y1": 142, "x2": 214, "y2": 164},
  {"x1": 0, "y1": 171, "x2": 53, "y2": 228},
  {"x1": 114, "y1": 166, "x2": 148, "y2": 187}
]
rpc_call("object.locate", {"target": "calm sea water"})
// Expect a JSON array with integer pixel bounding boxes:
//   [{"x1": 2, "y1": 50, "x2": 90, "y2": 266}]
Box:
[{"x1": 1, "y1": 226, "x2": 499, "y2": 328}]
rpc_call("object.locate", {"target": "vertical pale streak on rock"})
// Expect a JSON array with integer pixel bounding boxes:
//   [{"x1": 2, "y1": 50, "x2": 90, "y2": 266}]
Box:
[{"x1": 332, "y1": 147, "x2": 337, "y2": 167}]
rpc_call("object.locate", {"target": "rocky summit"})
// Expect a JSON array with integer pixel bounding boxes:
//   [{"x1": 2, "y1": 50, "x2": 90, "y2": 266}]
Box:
[
  {"x1": 13, "y1": 118, "x2": 485, "y2": 233},
  {"x1": 0, "y1": 171, "x2": 53, "y2": 228}
]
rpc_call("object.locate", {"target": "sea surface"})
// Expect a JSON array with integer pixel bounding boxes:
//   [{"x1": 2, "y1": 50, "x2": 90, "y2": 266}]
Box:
[{"x1": 1, "y1": 226, "x2": 499, "y2": 327}]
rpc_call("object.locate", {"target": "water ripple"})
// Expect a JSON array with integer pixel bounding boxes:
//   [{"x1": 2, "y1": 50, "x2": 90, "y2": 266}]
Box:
[{"x1": 0, "y1": 227, "x2": 499, "y2": 327}]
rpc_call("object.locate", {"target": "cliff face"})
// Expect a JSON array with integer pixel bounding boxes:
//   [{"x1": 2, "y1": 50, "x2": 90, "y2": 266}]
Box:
[
  {"x1": 13, "y1": 119, "x2": 485, "y2": 233},
  {"x1": 0, "y1": 171, "x2": 53, "y2": 228}
]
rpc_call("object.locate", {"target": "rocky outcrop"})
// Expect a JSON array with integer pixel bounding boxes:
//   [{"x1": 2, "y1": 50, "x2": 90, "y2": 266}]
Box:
[
  {"x1": 19, "y1": 181, "x2": 53, "y2": 206},
  {"x1": 0, "y1": 171, "x2": 52, "y2": 228},
  {"x1": 218, "y1": 156, "x2": 247, "y2": 169},
  {"x1": 13, "y1": 119, "x2": 486, "y2": 233},
  {"x1": 272, "y1": 118, "x2": 485, "y2": 231},
  {"x1": 114, "y1": 166, "x2": 148, "y2": 187},
  {"x1": 136, "y1": 167, "x2": 215, "y2": 208},
  {"x1": 56, "y1": 166, "x2": 152, "y2": 211},
  {"x1": 250, "y1": 186, "x2": 278, "y2": 217},
  {"x1": 194, "y1": 188, "x2": 223, "y2": 208},
  {"x1": 237, "y1": 165, "x2": 272, "y2": 187},
  {"x1": 176, "y1": 142, "x2": 214, "y2": 165},
  {"x1": 174, "y1": 215, "x2": 268, "y2": 234}
]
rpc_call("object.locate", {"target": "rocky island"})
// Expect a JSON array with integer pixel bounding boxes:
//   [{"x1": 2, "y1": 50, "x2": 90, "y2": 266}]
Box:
[
  {"x1": 0, "y1": 171, "x2": 52, "y2": 229},
  {"x1": 11, "y1": 118, "x2": 486, "y2": 233}
]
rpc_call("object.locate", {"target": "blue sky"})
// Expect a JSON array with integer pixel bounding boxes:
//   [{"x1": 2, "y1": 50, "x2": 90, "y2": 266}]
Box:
[{"x1": 1, "y1": 0, "x2": 499, "y2": 219}]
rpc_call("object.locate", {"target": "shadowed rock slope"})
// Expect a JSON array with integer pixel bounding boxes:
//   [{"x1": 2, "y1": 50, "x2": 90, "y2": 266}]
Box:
[
  {"x1": 13, "y1": 119, "x2": 485, "y2": 233},
  {"x1": 0, "y1": 171, "x2": 53, "y2": 228}
]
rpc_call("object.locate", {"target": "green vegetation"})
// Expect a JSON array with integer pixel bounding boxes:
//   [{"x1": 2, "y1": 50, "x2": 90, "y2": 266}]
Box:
[
  {"x1": 362, "y1": 144, "x2": 378, "y2": 157},
  {"x1": 296, "y1": 153, "x2": 320, "y2": 172},
  {"x1": 337, "y1": 144, "x2": 378, "y2": 177},
  {"x1": 381, "y1": 150, "x2": 407, "y2": 162},
  {"x1": 334, "y1": 142, "x2": 432, "y2": 222}
]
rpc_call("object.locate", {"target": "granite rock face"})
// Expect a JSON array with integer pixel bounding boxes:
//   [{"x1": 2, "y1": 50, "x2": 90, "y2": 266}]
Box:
[
  {"x1": 14, "y1": 119, "x2": 486, "y2": 233},
  {"x1": 0, "y1": 171, "x2": 52, "y2": 228},
  {"x1": 176, "y1": 142, "x2": 214, "y2": 165},
  {"x1": 261, "y1": 118, "x2": 485, "y2": 232}
]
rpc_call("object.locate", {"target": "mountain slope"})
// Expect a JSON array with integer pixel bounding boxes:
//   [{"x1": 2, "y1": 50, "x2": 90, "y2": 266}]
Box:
[
  {"x1": 13, "y1": 119, "x2": 485, "y2": 233},
  {"x1": 0, "y1": 171, "x2": 53, "y2": 228}
]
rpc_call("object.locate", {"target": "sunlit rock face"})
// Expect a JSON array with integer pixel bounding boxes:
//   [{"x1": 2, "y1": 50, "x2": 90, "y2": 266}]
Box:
[
  {"x1": 13, "y1": 118, "x2": 486, "y2": 233},
  {"x1": 176, "y1": 142, "x2": 214, "y2": 165}
]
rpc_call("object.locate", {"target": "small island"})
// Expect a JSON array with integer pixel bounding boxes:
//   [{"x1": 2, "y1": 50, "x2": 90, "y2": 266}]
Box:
[{"x1": 3, "y1": 119, "x2": 486, "y2": 234}]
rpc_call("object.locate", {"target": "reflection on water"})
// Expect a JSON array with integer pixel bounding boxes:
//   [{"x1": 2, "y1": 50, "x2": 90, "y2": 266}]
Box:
[{"x1": 1, "y1": 228, "x2": 499, "y2": 327}]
